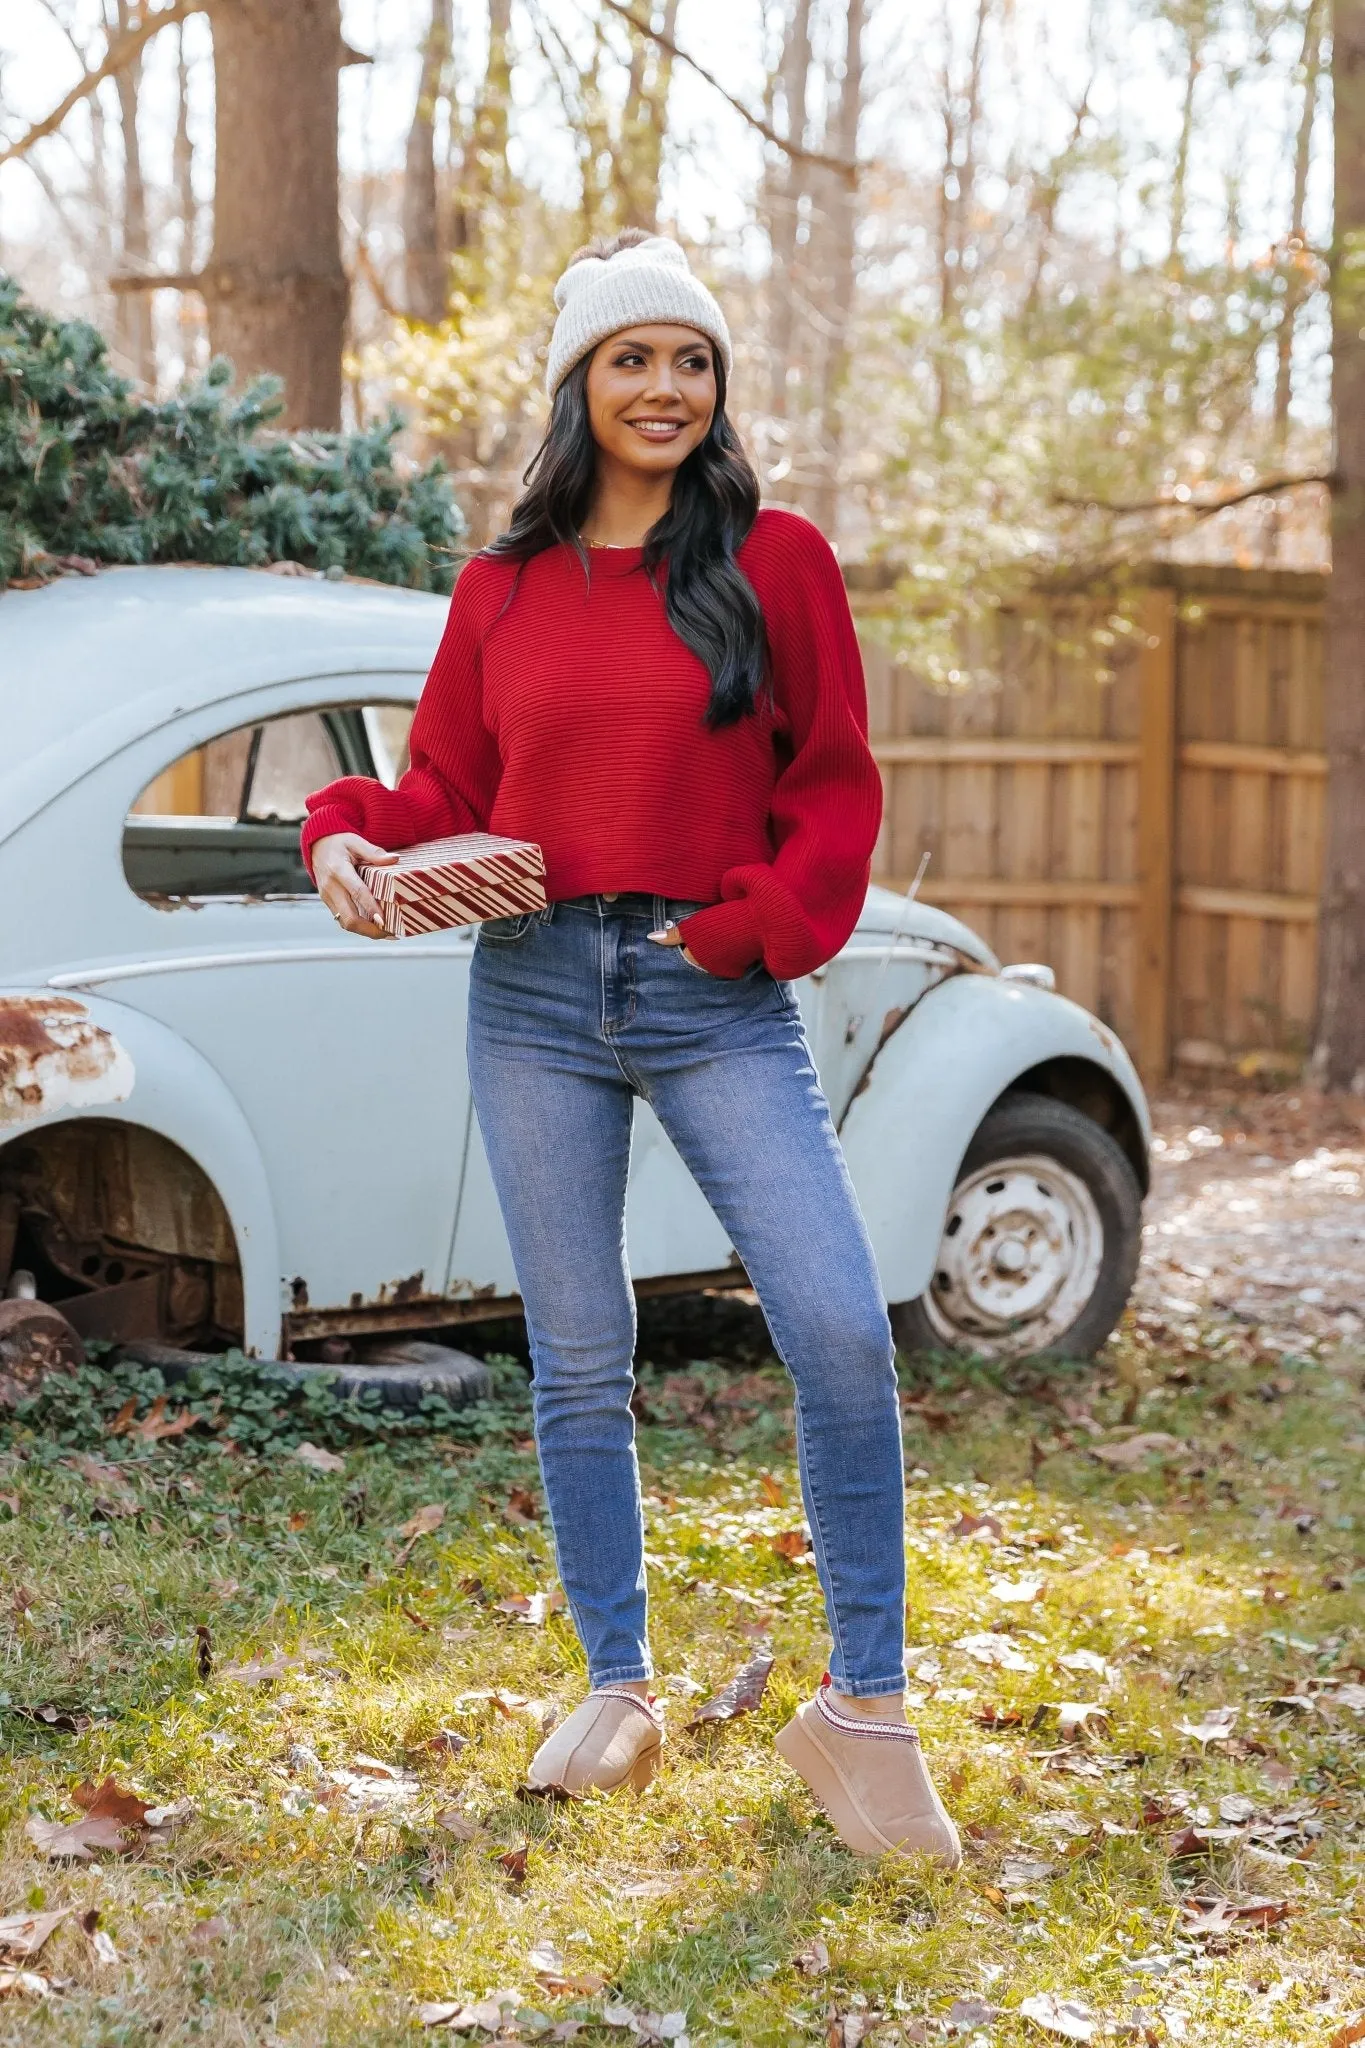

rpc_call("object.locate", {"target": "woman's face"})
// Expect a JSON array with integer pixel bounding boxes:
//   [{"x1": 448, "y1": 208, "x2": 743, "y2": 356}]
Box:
[{"x1": 584, "y1": 324, "x2": 717, "y2": 477}]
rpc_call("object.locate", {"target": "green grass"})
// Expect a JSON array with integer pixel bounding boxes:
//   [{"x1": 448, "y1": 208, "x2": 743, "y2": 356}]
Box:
[{"x1": 0, "y1": 1310, "x2": 1362, "y2": 2045}]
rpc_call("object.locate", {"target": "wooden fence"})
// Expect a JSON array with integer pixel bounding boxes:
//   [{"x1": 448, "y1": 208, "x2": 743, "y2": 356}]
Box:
[{"x1": 853, "y1": 563, "x2": 1328, "y2": 1083}]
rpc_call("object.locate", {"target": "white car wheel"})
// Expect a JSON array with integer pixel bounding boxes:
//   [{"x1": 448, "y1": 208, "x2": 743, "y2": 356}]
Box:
[
  {"x1": 891, "y1": 1093, "x2": 1144, "y2": 1364},
  {"x1": 920, "y1": 1154, "x2": 1104, "y2": 1358}
]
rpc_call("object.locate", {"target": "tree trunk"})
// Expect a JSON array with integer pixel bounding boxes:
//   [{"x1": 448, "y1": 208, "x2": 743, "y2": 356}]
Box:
[
  {"x1": 206, "y1": 0, "x2": 348, "y2": 429},
  {"x1": 617, "y1": 0, "x2": 679, "y2": 229},
  {"x1": 1275, "y1": 0, "x2": 1326, "y2": 431},
  {"x1": 403, "y1": 0, "x2": 452, "y2": 323},
  {"x1": 808, "y1": 0, "x2": 865, "y2": 534},
  {"x1": 111, "y1": 1, "x2": 155, "y2": 388},
  {"x1": 1314, "y1": 0, "x2": 1365, "y2": 1092},
  {"x1": 173, "y1": 21, "x2": 198, "y2": 272},
  {"x1": 764, "y1": 0, "x2": 815, "y2": 426},
  {"x1": 1167, "y1": 15, "x2": 1208, "y2": 274},
  {"x1": 467, "y1": 0, "x2": 513, "y2": 247}
]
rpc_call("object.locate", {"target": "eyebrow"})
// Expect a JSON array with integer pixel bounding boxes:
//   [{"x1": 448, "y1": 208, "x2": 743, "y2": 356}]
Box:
[{"x1": 609, "y1": 337, "x2": 713, "y2": 359}]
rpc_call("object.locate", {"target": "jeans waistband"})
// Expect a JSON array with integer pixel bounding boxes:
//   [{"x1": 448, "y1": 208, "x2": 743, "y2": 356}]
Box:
[{"x1": 556, "y1": 893, "x2": 708, "y2": 920}]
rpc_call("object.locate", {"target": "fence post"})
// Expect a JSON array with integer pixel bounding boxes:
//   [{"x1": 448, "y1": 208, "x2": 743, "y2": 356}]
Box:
[{"x1": 1135, "y1": 586, "x2": 1177, "y2": 1083}]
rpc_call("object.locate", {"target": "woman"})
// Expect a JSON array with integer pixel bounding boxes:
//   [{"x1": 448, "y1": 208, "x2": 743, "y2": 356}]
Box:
[{"x1": 303, "y1": 232, "x2": 959, "y2": 1866}]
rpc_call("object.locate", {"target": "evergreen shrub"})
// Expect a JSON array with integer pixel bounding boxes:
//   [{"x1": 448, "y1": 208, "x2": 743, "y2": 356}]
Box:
[{"x1": 0, "y1": 273, "x2": 462, "y2": 592}]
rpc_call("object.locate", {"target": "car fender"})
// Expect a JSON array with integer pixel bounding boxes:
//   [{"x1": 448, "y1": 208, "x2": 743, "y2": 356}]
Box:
[
  {"x1": 839, "y1": 973, "x2": 1150, "y2": 1306},
  {"x1": 0, "y1": 989, "x2": 281, "y2": 1359}
]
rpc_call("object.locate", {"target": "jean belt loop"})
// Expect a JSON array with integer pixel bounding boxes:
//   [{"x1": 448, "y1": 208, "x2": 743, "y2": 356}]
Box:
[{"x1": 654, "y1": 893, "x2": 668, "y2": 934}]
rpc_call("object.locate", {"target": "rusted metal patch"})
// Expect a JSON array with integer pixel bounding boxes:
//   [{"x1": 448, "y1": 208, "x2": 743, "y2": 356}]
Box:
[{"x1": 0, "y1": 996, "x2": 134, "y2": 1129}]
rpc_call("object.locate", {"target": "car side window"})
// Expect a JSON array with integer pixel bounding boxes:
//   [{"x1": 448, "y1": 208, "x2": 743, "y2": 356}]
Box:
[{"x1": 124, "y1": 703, "x2": 415, "y2": 903}]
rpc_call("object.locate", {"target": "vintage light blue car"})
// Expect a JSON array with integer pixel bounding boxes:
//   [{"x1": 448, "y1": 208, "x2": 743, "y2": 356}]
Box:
[{"x1": 1, "y1": 567, "x2": 1151, "y2": 1375}]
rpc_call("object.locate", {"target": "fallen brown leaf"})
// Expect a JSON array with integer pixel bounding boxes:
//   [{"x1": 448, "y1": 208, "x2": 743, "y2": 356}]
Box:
[
  {"x1": 189, "y1": 1915, "x2": 229, "y2": 1946},
  {"x1": 793, "y1": 1935, "x2": 830, "y2": 1976},
  {"x1": 435, "y1": 1808, "x2": 482, "y2": 1842},
  {"x1": 1330, "y1": 2015, "x2": 1365, "y2": 2048},
  {"x1": 394, "y1": 1502, "x2": 445, "y2": 1568},
  {"x1": 949, "y1": 1511, "x2": 1004, "y2": 1542},
  {"x1": 494, "y1": 1589, "x2": 567, "y2": 1626},
  {"x1": 25, "y1": 1777, "x2": 143, "y2": 1875},
  {"x1": 295, "y1": 1441, "x2": 345, "y2": 1474},
  {"x1": 973, "y1": 1703, "x2": 1024, "y2": 1729},
  {"x1": 1018, "y1": 1991, "x2": 1099, "y2": 2039},
  {"x1": 10, "y1": 1704, "x2": 92, "y2": 1734},
  {"x1": 496, "y1": 1842, "x2": 529, "y2": 1883},
  {"x1": 106, "y1": 1398, "x2": 138, "y2": 1437},
  {"x1": 771, "y1": 1529, "x2": 812, "y2": 1561},
  {"x1": 687, "y1": 1650, "x2": 775, "y2": 1729},
  {"x1": 132, "y1": 1395, "x2": 200, "y2": 1442},
  {"x1": 947, "y1": 1996, "x2": 999, "y2": 2033},
  {"x1": 219, "y1": 1653, "x2": 303, "y2": 1685},
  {"x1": 759, "y1": 1472, "x2": 785, "y2": 1507},
  {"x1": 528, "y1": 1940, "x2": 607, "y2": 1996},
  {"x1": 194, "y1": 1624, "x2": 213, "y2": 1679},
  {"x1": 1180, "y1": 1894, "x2": 1297, "y2": 1937},
  {"x1": 63, "y1": 1454, "x2": 138, "y2": 1515},
  {"x1": 1176, "y1": 1706, "x2": 1238, "y2": 1747},
  {"x1": 0, "y1": 1969, "x2": 49, "y2": 1999},
  {"x1": 80, "y1": 1908, "x2": 119, "y2": 1965},
  {"x1": 1089, "y1": 1433, "x2": 1183, "y2": 1471},
  {"x1": 0, "y1": 1908, "x2": 70, "y2": 1960},
  {"x1": 504, "y1": 1487, "x2": 540, "y2": 1525},
  {"x1": 286, "y1": 1510, "x2": 309, "y2": 1532},
  {"x1": 1056, "y1": 1702, "x2": 1111, "y2": 1742},
  {"x1": 418, "y1": 1728, "x2": 470, "y2": 1758},
  {"x1": 73, "y1": 1778, "x2": 150, "y2": 1829}
]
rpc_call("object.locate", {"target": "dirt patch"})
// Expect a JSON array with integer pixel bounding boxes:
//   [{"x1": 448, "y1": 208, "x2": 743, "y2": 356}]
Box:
[{"x1": 1138, "y1": 1084, "x2": 1365, "y2": 1349}]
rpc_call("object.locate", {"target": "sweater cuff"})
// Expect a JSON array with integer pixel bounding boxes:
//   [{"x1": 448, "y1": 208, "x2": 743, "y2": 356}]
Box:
[
  {"x1": 677, "y1": 897, "x2": 765, "y2": 979},
  {"x1": 300, "y1": 804, "x2": 360, "y2": 881}
]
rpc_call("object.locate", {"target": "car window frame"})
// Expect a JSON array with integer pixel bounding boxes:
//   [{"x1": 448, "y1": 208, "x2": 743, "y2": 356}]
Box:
[{"x1": 121, "y1": 695, "x2": 418, "y2": 908}]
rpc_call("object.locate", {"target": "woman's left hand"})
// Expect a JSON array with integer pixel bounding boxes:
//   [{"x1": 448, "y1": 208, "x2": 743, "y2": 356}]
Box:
[{"x1": 647, "y1": 924, "x2": 709, "y2": 973}]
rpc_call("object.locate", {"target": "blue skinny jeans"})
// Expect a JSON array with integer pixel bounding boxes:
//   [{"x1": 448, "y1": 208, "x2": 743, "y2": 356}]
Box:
[{"x1": 466, "y1": 893, "x2": 907, "y2": 1698}]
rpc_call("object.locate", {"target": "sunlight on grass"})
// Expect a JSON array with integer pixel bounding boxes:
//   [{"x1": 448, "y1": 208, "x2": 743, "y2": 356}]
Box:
[{"x1": 0, "y1": 1321, "x2": 1361, "y2": 2044}]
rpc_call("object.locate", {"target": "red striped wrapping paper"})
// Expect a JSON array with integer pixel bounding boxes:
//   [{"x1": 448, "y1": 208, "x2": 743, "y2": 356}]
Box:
[{"x1": 357, "y1": 834, "x2": 546, "y2": 938}]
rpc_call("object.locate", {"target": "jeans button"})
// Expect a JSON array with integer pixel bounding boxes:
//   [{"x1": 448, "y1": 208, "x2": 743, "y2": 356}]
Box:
[{"x1": 602, "y1": 892, "x2": 618, "y2": 902}]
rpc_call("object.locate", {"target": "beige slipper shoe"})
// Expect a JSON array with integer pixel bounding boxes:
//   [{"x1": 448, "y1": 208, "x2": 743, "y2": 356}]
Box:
[
  {"x1": 775, "y1": 1675, "x2": 961, "y2": 1865},
  {"x1": 526, "y1": 1686, "x2": 664, "y2": 1796}
]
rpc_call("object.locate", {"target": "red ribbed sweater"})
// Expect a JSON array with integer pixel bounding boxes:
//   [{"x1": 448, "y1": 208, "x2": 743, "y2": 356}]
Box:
[{"x1": 301, "y1": 506, "x2": 883, "y2": 980}]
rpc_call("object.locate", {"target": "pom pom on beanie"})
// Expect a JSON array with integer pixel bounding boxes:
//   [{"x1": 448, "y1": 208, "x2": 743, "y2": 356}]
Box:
[{"x1": 545, "y1": 235, "x2": 732, "y2": 396}]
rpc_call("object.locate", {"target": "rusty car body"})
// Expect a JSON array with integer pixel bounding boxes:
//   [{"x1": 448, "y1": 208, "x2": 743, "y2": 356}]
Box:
[{"x1": 1, "y1": 566, "x2": 1151, "y2": 1366}]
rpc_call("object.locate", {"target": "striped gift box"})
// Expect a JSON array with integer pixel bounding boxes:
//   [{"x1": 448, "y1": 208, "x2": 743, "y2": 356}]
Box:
[{"x1": 358, "y1": 834, "x2": 546, "y2": 938}]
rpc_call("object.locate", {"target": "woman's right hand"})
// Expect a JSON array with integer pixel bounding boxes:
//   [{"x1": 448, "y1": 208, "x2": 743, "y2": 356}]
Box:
[{"x1": 311, "y1": 833, "x2": 398, "y2": 938}]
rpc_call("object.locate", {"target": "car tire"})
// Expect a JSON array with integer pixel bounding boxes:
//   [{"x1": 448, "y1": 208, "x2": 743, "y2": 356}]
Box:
[
  {"x1": 889, "y1": 1092, "x2": 1143, "y2": 1364},
  {"x1": 114, "y1": 1337, "x2": 493, "y2": 1412}
]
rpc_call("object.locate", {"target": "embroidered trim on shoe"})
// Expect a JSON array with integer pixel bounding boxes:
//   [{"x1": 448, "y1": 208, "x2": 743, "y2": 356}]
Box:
[
  {"x1": 816, "y1": 1677, "x2": 920, "y2": 1745},
  {"x1": 591, "y1": 1686, "x2": 664, "y2": 1727}
]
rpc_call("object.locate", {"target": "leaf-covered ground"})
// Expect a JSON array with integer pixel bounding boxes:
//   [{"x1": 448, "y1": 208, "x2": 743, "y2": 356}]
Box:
[{"x1": 0, "y1": 1106, "x2": 1363, "y2": 2045}]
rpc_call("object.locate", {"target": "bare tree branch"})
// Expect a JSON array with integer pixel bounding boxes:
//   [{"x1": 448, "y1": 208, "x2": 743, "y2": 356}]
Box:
[
  {"x1": 109, "y1": 267, "x2": 205, "y2": 292},
  {"x1": 594, "y1": 0, "x2": 858, "y2": 186},
  {"x1": 1054, "y1": 470, "x2": 1332, "y2": 519},
  {"x1": 0, "y1": 0, "x2": 205, "y2": 172}
]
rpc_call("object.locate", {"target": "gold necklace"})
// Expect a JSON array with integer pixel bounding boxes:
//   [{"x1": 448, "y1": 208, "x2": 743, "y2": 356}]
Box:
[{"x1": 578, "y1": 532, "x2": 638, "y2": 550}]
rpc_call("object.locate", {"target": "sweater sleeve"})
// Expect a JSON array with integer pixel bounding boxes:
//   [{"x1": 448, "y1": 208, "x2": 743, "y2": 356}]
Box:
[
  {"x1": 300, "y1": 561, "x2": 502, "y2": 875},
  {"x1": 676, "y1": 517, "x2": 883, "y2": 980}
]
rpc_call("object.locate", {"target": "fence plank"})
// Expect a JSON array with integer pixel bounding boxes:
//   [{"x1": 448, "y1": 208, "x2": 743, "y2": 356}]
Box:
[
  {"x1": 855, "y1": 571, "x2": 1325, "y2": 1076},
  {"x1": 1136, "y1": 589, "x2": 1178, "y2": 1080}
]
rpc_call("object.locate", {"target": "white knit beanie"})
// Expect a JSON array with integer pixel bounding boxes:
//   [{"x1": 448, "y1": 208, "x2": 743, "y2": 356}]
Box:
[{"x1": 545, "y1": 236, "x2": 732, "y2": 398}]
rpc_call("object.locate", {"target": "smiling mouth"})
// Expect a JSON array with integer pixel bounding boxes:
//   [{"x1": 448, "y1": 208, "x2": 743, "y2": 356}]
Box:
[{"x1": 626, "y1": 418, "x2": 687, "y2": 439}]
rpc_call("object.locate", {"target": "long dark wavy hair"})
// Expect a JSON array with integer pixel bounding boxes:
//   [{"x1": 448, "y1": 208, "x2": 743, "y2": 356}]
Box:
[{"x1": 485, "y1": 236, "x2": 768, "y2": 729}]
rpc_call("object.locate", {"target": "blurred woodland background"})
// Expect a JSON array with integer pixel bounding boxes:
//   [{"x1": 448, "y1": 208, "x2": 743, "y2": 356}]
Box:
[
  {"x1": 0, "y1": 0, "x2": 1335, "y2": 582},
  {"x1": 3, "y1": 0, "x2": 1365, "y2": 1090}
]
